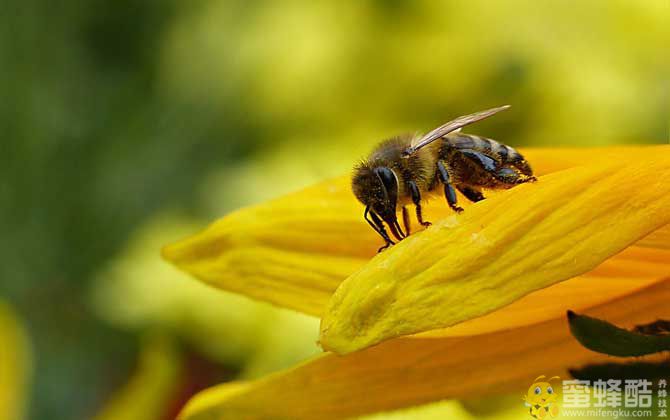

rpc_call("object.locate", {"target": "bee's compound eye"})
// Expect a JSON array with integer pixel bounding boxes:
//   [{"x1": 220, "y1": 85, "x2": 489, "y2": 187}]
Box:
[
  {"x1": 374, "y1": 167, "x2": 397, "y2": 194},
  {"x1": 547, "y1": 386, "x2": 553, "y2": 394},
  {"x1": 534, "y1": 386, "x2": 541, "y2": 395},
  {"x1": 373, "y1": 167, "x2": 399, "y2": 210}
]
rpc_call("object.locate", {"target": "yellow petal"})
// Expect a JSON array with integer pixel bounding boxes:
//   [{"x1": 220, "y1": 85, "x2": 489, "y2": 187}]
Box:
[
  {"x1": 178, "y1": 382, "x2": 250, "y2": 420},
  {"x1": 92, "y1": 335, "x2": 182, "y2": 420},
  {"x1": 179, "y1": 278, "x2": 670, "y2": 420},
  {"x1": 519, "y1": 146, "x2": 670, "y2": 177},
  {"x1": 163, "y1": 146, "x2": 669, "y2": 316},
  {"x1": 411, "y1": 245, "x2": 670, "y2": 339},
  {"x1": 422, "y1": 252, "x2": 670, "y2": 337},
  {"x1": 0, "y1": 302, "x2": 31, "y2": 420},
  {"x1": 419, "y1": 246, "x2": 670, "y2": 338},
  {"x1": 638, "y1": 224, "x2": 670, "y2": 249},
  {"x1": 320, "y1": 155, "x2": 670, "y2": 353},
  {"x1": 162, "y1": 175, "x2": 368, "y2": 316}
]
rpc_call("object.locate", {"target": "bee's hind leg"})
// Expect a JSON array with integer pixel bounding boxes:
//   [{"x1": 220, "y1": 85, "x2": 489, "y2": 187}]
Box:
[
  {"x1": 494, "y1": 167, "x2": 535, "y2": 185},
  {"x1": 408, "y1": 180, "x2": 431, "y2": 227},
  {"x1": 457, "y1": 186, "x2": 485, "y2": 203},
  {"x1": 436, "y1": 161, "x2": 464, "y2": 213}
]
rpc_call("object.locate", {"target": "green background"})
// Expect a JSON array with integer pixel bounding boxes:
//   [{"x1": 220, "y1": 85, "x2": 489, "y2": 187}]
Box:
[{"x1": 1, "y1": 1, "x2": 667, "y2": 419}]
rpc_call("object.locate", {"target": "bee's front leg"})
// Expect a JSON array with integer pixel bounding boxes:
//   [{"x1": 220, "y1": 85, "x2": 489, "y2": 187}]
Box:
[
  {"x1": 364, "y1": 206, "x2": 395, "y2": 252},
  {"x1": 377, "y1": 242, "x2": 392, "y2": 252}
]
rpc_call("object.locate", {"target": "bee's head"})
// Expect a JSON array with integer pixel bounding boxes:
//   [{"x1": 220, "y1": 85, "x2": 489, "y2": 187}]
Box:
[{"x1": 352, "y1": 162, "x2": 400, "y2": 224}]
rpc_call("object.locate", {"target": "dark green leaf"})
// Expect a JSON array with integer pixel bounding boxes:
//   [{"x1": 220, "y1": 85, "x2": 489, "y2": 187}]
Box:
[
  {"x1": 570, "y1": 359, "x2": 670, "y2": 383},
  {"x1": 567, "y1": 311, "x2": 670, "y2": 357}
]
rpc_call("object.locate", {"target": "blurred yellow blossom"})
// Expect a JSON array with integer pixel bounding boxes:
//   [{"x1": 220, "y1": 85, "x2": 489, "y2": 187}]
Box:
[
  {"x1": 90, "y1": 214, "x2": 320, "y2": 377},
  {"x1": 93, "y1": 335, "x2": 181, "y2": 420},
  {"x1": 0, "y1": 302, "x2": 31, "y2": 420}
]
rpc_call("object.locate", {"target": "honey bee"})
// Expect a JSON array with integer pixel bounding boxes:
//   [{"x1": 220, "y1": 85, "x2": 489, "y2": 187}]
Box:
[{"x1": 352, "y1": 105, "x2": 536, "y2": 252}]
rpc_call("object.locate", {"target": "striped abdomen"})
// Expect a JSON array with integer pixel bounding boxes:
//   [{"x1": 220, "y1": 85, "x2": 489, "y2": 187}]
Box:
[
  {"x1": 443, "y1": 132, "x2": 532, "y2": 175},
  {"x1": 445, "y1": 132, "x2": 521, "y2": 162}
]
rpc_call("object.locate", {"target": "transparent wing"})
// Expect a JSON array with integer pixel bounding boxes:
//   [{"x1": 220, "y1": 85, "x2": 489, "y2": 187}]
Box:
[{"x1": 402, "y1": 105, "x2": 510, "y2": 156}]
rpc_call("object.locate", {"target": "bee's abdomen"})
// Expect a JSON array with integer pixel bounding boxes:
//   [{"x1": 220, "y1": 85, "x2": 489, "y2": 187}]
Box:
[{"x1": 445, "y1": 133, "x2": 523, "y2": 164}]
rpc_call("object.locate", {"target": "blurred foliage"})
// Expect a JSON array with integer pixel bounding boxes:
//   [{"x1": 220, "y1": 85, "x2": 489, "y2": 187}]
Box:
[{"x1": 0, "y1": 0, "x2": 667, "y2": 419}]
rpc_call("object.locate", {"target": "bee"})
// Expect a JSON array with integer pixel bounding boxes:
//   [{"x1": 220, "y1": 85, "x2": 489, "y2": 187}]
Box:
[
  {"x1": 523, "y1": 376, "x2": 561, "y2": 419},
  {"x1": 352, "y1": 105, "x2": 536, "y2": 252}
]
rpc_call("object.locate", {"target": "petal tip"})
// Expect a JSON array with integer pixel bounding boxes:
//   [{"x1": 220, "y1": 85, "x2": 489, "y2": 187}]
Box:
[
  {"x1": 160, "y1": 225, "x2": 231, "y2": 267},
  {"x1": 160, "y1": 242, "x2": 177, "y2": 263}
]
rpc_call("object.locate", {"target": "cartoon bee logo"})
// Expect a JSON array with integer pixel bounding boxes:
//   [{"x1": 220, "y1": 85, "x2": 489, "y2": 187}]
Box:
[{"x1": 523, "y1": 375, "x2": 561, "y2": 419}]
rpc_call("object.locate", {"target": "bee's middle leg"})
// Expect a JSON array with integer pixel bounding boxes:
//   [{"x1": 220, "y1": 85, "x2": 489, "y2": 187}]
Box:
[
  {"x1": 436, "y1": 161, "x2": 464, "y2": 213},
  {"x1": 408, "y1": 180, "x2": 431, "y2": 227}
]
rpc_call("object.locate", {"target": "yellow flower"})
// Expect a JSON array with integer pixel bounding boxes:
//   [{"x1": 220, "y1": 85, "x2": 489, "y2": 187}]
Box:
[{"x1": 163, "y1": 145, "x2": 670, "y2": 419}]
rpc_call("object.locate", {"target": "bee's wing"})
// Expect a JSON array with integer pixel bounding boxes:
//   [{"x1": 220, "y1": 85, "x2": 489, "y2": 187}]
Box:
[{"x1": 403, "y1": 105, "x2": 510, "y2": 156}]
